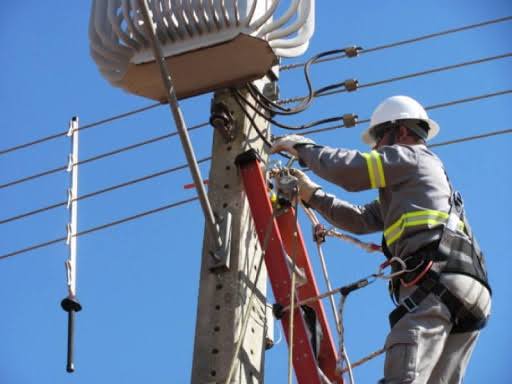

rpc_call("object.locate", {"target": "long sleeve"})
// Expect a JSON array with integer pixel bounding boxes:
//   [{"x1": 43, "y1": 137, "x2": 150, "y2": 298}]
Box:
[
  {"x1": 296, "y1": 144, "x2": 418, "y2": 192},
  {"x1": 308, "y1": 190, "x2": 384, "y2": 234}
]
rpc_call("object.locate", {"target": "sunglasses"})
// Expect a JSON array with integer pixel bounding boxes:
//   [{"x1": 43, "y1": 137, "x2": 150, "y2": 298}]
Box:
[
  {"x1": 371, "y1": 119, "x2": 430, "y2": 142},
  {"x1": 371, "y1": 122, "x2": 399, "y2": 142}
]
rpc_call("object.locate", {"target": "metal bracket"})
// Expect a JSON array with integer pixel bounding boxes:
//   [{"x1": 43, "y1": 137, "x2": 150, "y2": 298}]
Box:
[
  {"x1": 210, "y1": 101, "x2": 234, "y2": 142},
  {"x1": 262, "y1": 81, "x2": 280, "y2": 102},
  {"x1": 209, "y1": 211, "x2": 232, "y2": 271},
  {"x1": 268, "y1": 62, "x2": 280, "y2": 82}
]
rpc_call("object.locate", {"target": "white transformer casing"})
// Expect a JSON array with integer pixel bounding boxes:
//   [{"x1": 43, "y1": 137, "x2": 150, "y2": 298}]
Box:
[{"x1": 89, "y1": 0, "x2": 315, "y2": 101}]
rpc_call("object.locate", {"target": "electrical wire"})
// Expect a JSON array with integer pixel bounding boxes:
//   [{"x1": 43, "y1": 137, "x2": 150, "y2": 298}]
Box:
[
  {"x1": 249, "y1": 48, "x2": 356, "y2": 117},
  {"x1": 0, "y1": 102, "x2": 163, "y2": 156},
  {"x1": 429, "y1": 128, "x2": 512, "y2": 148},
  {"x1": 3, "y1": 90, "x2": 509, "y2": 226},
  {"x1": 231, "y1": 89, "x2": 293, "y2": 161},
  {"x1": 234, "y1": 88, "x2": 347, "y2": 131},
  {"x1": 0, "y1": 122, "x2": 209, "y2": 190},
  {"x1": 1, "y1": 126, "x2": 509, "y2": 259},
  {"x1": 279, "y1": 52, "x2": 512, "y2": 105},
  {"x1": 0, "y1": 156, "x2": 212, "y2": 225},
  {"x1": 295, "y1": 89, "x2": 512, "y2": 136},
  {"x1": 280, "y1": 15, "x2": 512, "y2": 71},
  {"x1": 231, "y1": 89, "x2": 273, "y2": 147},
  {"x1": 0, "y1": 196, "x2": 199, "y2": 260}
]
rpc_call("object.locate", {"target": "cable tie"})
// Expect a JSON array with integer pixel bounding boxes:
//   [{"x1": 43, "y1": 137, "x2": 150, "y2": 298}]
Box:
[
  {"x1": 344, "y1": 46, "x2": 362, "y2": 58},
  {"x1": 67, "y1": 117, "x2": 78, "y2": 137},
  {"x1": 65, "y1": 259, "x2": 73, "y2": 287},
  {"x1": 343, "y1": 79, "x2": 359, "y2": 92},
  {"x1": 66, "y1": 223, "x2": 72, "y2": 245},
  {"x1": 67, "y1": 154, "x2": 74, "y2": 173},
  {"x1": 67, "y1": 188, "x2": 73, "y2": 209},
  {"x1": 342, "y1": 113, "x2": 358, "y2": 128}
]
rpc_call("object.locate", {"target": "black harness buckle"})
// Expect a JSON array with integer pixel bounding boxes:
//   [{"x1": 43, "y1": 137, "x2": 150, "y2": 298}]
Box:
[{"x1": 402, "y1": 296, "x2": 418, "y2": 313}]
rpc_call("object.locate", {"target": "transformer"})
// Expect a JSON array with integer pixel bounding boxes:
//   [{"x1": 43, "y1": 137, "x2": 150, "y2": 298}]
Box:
[{"x1": 89, "y1": 0, "x2": 315, "y2": 100}]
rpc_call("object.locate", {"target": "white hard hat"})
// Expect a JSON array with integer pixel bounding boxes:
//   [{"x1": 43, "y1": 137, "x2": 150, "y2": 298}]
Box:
[{"x1": 362, "y1": 95, "x2": 440, "y2": 146}]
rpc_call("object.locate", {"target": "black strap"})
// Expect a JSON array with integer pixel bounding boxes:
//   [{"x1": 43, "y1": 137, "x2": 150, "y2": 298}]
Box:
[{"x1": 389, "y1": 271, "x2": 487, "y2": 333}]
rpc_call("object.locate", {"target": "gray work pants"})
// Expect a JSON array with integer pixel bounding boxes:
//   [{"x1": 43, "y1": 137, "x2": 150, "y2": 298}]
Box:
[{"x1": 380, "y1": 274, "x2": 491, "y2": 384}]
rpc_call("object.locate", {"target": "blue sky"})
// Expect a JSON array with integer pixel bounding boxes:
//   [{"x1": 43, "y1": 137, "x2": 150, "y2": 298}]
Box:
[{"x1": 1, "y1": 1, "x2": 511, "y2": 383}]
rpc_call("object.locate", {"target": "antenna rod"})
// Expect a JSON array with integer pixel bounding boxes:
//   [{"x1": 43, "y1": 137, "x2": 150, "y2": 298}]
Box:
[{"x1": 61, "y1": 116, "x2": 82, "y2": 373}]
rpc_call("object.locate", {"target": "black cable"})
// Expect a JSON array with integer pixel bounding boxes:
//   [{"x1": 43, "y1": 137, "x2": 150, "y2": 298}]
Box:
[
  {"x1": 249, "y1": 49, "x2": 353, "y2": 116},
  {"x1": 3, "y1": 125, "x2": 510, "y2": 261},
  {"x1": 279, "y1": 52, "x2": 512, "y2": 105},
  {"x1": 429, "y1": 128, "x2": 512, "y2": 148},
  {"x1": 0, "y1": 122, "x2": 209, "y2": 190},
  {"x1": 231, "y1": 90, "x2": 273, "y2": 148},
  {"x1": 296, "y1": 89, "x2": 512, "y2": 136},
  {"x1": 0, "y1": 197, "x2": 199, "y2": 261},
  {"x1": 2, "y1": 127, "x2": 510, "y2": 260},
  {"x1": 234, "y1": 88, "x2": 347, "y2": 131},
  {"x1": 280, "y1": 16, "x2": 512, "y2": 71},
  {"x1": 0, "y1": 156, "x2": 212, "y2": 225},
  {"x1": 0, "y1": 102, "x2": 163, "y2": 156}
]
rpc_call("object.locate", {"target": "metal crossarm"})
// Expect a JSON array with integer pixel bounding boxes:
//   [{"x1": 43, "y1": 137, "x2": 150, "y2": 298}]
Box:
[{"x1": 235, "y1": 149, "x2": 341, "y2": 384}]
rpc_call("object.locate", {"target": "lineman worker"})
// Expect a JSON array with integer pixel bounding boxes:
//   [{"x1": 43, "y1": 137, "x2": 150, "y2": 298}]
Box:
[{"x1": 271, "y1": 95, "x2": 491, "y2": 383}]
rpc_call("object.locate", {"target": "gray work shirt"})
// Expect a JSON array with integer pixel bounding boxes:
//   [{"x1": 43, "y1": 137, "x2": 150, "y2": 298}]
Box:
[{"x1": 297, "y1": 143, "x2": 454, "y2": 260}]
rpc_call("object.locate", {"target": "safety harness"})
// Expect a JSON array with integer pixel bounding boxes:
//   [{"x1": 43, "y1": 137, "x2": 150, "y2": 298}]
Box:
[{"x1": 384, "y1": 190, "x2": 491, "y2": 334}]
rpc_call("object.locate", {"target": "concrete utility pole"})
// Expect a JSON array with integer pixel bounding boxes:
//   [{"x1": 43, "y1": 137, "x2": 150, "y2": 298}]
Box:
[{"x1": 192, "y1": 81, "x2": 275, "y2": 384}]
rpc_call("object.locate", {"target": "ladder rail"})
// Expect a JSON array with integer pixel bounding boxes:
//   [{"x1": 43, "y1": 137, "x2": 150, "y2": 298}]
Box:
[{"x1": 236, "y1": 150, "x2": 342, "y2": 384}]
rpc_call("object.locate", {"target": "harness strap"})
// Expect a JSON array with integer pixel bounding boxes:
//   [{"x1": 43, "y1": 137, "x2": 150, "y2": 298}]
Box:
[{"x1": 389, "y1": 270, "x2": 488, "y2": 333}]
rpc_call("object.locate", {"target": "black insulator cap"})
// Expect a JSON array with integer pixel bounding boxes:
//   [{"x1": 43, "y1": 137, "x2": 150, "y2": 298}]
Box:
[{"x1": 61, "y1": 297, "x2": 82, "y2": 313}]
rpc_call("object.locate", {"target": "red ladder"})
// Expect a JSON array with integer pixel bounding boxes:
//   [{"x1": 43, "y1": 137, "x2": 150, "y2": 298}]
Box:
[{"x1": 236, "y1": 150, "x2": 342, "y2": 384}]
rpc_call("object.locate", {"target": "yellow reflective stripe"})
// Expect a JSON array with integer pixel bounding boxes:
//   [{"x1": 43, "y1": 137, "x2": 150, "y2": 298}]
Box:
[
  {"x1": 384, "y1": 210, "x2": 451, "y2": 246},
  {"x1": 384, "y1": 210, "x2": 446, "y2": 236},
  {"x1": 362, "y1": 153, "x2": 376, "y2": 188},
  {"x1": 374, "y1": 151, "x2": 386, "y2": 188},
  {"x1": 362, "y1": 151, "x2": 386, "y2": 189}
]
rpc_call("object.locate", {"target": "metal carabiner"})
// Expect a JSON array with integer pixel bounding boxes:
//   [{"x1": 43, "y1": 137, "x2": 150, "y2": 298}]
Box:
[{"x1": 377, "y1": 257, "x2": 408, "y2": 280}]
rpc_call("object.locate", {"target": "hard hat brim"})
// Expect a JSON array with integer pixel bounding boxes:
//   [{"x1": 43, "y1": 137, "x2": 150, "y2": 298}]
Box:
[{"x1": 362, "y1": 118, "x2": 440, "y2": 146}]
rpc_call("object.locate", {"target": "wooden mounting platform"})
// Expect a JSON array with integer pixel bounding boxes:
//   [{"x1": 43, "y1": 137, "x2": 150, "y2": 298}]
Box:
[{"x1": 120, "y1": 34, "x2": 277, "y2": 101}]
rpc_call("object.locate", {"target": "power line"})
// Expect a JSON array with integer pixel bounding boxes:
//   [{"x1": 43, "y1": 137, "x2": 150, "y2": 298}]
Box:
[
  {"x1": 3, "y1": 16, "x2": 509, "y2": 156},
  {"x1": 0, "y1": 122, "x2": 209, "y2": 190},
  {"x1": 296, "y1": 89, "x2": 512, "y2": 136},
  {"x1": 0, "y1": 156, "x2": 212, "y2": 225},
  {"x1": 0, "y1": 102, "x2": 163, "y2": 157},
  {"x1": 2, "y1": 126, "x2": 510, "y2": 260},
  {"x1": 234, "y1": 87, "x2": 349, "y2": 132},
  {"x1": 280, "y1": 15, "x2": 512, "y2": 71},
  {"x1": 1, "y1": 127, "x2": 509, "y2": 260},
  {"x1": 279, "y1": 52, "x2": 512, "y2": 105},
  {"x1": 0, "y1": 196, "x2": 199, "y2": 260},
  {"x1": 423, "y1": 89, "x2": 512, "y2": 110},
  {"x1": 429, "y1": 128, "x2": 512, "y2": 148}
]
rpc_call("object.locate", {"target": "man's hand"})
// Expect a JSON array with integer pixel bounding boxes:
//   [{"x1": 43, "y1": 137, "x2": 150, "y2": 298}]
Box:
[
  {"x1": 288, "y1": 168, "x2": 321, "y2": 203},
  {"x1": 270, "y1": 135, "x2": 315, "y2": 158}
]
